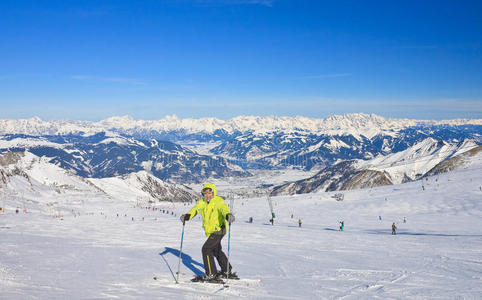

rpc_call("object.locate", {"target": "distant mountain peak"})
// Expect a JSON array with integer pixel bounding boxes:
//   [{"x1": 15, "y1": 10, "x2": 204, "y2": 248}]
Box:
[{"x1": 1, "y1": 113, "x2": 481, "y2": 138}]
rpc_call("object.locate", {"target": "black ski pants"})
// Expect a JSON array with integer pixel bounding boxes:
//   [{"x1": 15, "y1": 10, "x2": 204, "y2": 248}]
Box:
[{"x1": 202, "y1": 229, "x2": 232, "y2": 276}]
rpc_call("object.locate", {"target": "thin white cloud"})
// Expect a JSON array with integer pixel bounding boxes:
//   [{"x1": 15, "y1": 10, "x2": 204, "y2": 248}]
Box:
[
  {"x1": 195, "y1": 0, "x2": 275, "y2": 7},
  {"x1": 394, "y1": 45, "x2": 438, "y2": 49},
  {"x1": 71, "y1": 75, "x2": 146, "y2": 85},
  {"x1": 71, "y1": 75, "x2": 89, "y2": 80},
  {"x1": 301, "y1": 73, "x2": 352, "y2": 79},
  {"x1": 230, "y1": 0, "x2": 274, "y2": 6}
]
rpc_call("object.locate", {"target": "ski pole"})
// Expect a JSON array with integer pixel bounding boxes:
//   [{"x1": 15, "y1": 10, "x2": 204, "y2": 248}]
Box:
[
  {"x1": 225, "y1": 222, "x2": 231, "y2": 286},
  {"x1": 176, "y1": 219, "x2": 186, "y2": 284}
]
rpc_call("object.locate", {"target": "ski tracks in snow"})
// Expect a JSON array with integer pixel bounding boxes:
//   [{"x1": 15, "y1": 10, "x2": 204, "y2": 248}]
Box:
[
  {"x1": 150, "y1": 275, "x2": 266, "y2": 299},
  {"x1": 331, "y1": 269, "x2": 409, "y2": 299}
]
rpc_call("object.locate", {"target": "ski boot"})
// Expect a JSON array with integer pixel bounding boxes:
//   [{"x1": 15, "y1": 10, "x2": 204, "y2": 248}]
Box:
[{"x1": 216, "y1": 270, "x2": 240, "y2": 280}]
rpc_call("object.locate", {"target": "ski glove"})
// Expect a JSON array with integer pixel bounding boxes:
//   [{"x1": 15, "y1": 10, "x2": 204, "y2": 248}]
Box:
[
  {"x1": 180, "y1": 214, "x2": 190, "y2": 222},
  {"x1": 226, "y1": 213, "x2": 235, "y2": 224}
]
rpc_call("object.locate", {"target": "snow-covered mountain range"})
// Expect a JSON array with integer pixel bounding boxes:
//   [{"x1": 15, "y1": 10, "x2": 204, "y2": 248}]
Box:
[
  {"x1": 0, "y1": 133, "x2": 249, "y2": 183},
  {"x1": 1, "y1": 113, "x2": 480, "y2": 192},
  {"x1": 1, "y1": 113, "x2": 481, "y2": 137}
]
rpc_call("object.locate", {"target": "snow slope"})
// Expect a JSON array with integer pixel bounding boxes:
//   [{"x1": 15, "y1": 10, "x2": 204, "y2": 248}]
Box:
[
  {"x1": 0, "y1": 160, "x2": 481, "y2": 299},
  {"x1": 88, "y1": 171, "x2": 197, "y2": 203},
  {"x1": 0, "y1": 151, "x2": 196, "y2": 209},
  {"x1": 357, "y1": 138, "x2": 479, "y2": 184}
]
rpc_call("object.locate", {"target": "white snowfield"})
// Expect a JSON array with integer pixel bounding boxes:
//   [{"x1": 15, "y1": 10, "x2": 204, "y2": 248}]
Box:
[{"x1": 0, "y1": 162, "x2": 481, "y2": 299}]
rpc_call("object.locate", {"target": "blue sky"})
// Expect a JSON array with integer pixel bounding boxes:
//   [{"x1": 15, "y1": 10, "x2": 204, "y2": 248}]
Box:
[{"x1": 1, "y1": 0, "x2": 481, "y2": 121}]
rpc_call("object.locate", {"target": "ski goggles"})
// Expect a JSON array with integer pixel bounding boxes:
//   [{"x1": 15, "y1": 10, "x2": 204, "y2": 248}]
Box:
[{"x1": 201, "y1": 188, "x2": 213, "y2": 196}]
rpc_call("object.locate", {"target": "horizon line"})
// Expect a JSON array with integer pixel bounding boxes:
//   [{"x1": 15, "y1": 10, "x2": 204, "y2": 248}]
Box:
[{"x1": 1, "y1": 112, "x2": 481, "y2": 123}]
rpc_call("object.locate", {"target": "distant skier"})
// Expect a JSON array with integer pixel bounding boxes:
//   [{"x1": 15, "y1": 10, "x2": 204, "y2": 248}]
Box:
[
  {"x1": 270, "y1": 218, "x2": 274, "y2": 225},
  {"x1": 339, "y1": 221, "x2": 344, "y2": 231},
  {"x1": 392, "y1": 222, "x2": 397, "y2": 235},
  {"x1": 379, "y1": 215, "x2": 382, "y2": 221},
  {"x1": 403, "y1": 217, "x2": 406, "y2": 223},
  {"x1": 249, "y1": 217, "x2": 253, "y2": 223},
  {"x1": 180, "y1": 184, "x2": 237, "y2": 283},
  {"x1": 298, "y1": 218, "x2": 302, "y2": 227}
]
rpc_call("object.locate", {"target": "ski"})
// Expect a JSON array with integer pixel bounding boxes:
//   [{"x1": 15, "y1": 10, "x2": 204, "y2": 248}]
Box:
[{"x1": 190, "y1": 275, "x2": 225, "y2": 284}]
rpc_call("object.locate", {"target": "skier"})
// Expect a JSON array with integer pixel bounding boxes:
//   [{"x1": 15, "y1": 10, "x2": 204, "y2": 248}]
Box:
[
  {"x1": 403, "y1": 217, "x2": 406, "y2": 223},
  {"x1": 180, "y1": 184, "x2": 237, "y2": 283},
  {"x1": 298, "y1": 218, "x2": 302, "y2": 227},
  {"x1": 392, "y1": 222, "x2": 397, "y2": 235},
  {"x1": 339, "y1": 221, "x2": 344, "y2": 231}
]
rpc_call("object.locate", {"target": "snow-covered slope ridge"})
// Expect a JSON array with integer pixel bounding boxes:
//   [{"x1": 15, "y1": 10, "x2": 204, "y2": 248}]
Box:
[
  {"x1": 271, "y1": 139, "x2": 480, "y2": 195},
  {"x1": 0, "y1": 151, "x2": 95, "y2": 192},
  {"x1": 358, "y1": 138, "x2": 479, "y2": 184},
  {"x1": 88, "y1": 171, "x2": 197, "y2": 203},
  {"x1": 0, "y1": 151, "x2": 197, "y2": 203}
]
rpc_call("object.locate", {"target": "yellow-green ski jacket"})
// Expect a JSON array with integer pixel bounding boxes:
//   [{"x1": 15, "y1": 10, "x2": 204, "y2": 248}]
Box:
[{"x1": 186, "y1": 183, "x2": 231, "y2": 237}]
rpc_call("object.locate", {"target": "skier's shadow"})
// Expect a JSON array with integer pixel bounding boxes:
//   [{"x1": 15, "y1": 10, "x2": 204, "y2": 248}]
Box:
[{"x1": 159, "y1": 247, "x2": 204, "y2": 280}]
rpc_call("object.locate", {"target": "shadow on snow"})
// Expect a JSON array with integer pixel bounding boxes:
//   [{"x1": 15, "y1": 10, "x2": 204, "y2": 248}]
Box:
[{"x1": 159, "y1": 247, "x2": 204, "y2": 281}]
